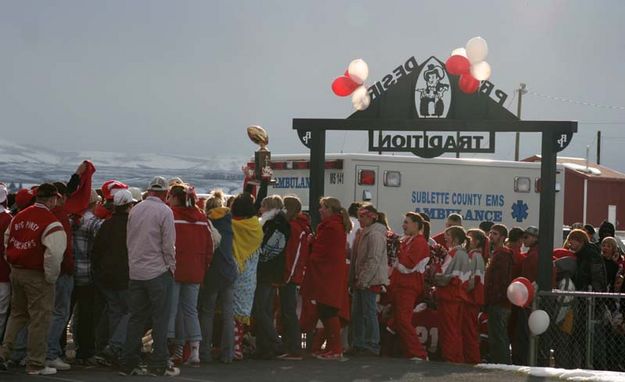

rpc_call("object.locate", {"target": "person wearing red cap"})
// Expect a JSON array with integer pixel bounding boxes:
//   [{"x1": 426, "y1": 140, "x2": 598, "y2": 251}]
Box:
[
  {"x1": 0, "y1": 183, "x2": 67, "y2": 375},
  {"x1": 46, "y1": 162, "x2": 95, "y2": 370},
  {"x1": 14, "y1": 188, "x2": 35, "y2": 212}
]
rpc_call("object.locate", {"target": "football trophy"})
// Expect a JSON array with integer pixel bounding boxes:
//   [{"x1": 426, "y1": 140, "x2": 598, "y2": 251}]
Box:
[{"x1": 247, "y1": 125, "x2": 272, "y2": 181}]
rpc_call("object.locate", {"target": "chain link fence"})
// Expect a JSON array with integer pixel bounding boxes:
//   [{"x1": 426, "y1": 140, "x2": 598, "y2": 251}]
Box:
[{"x1": 531, "y1": 290, "x2": 625, "y2": 371}]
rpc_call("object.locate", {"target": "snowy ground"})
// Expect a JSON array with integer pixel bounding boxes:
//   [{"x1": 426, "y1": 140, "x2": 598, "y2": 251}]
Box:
[{"x1": 478, "y1": 363, "x2": 625, "y2": 382}]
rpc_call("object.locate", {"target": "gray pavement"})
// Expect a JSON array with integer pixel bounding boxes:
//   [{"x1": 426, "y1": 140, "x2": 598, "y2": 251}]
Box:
[{"x1": 0, "y1": 357, "x2": 559, "y2": 382}]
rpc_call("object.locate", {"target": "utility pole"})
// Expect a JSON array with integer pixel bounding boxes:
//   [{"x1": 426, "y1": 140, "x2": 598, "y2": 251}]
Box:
[
  {"x1": 514, "y1": 83, "x2": 528, "y2": 161},
  {"x1": 597, "y1": 130, "x2": 602, "y2": 165}
]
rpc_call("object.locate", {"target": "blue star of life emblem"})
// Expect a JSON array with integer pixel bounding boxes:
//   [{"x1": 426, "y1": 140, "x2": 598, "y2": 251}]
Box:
[{"x1": 511, "y1": 200, "x2": 529, "y2": 222}]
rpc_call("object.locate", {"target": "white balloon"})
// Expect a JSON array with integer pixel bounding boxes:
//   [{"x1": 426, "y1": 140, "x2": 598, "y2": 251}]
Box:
[
  {"x1": 528, "y1": 310, "x2": 550, "y2": 335},
  {"x1": 506, "y1": 281, "x2": 528, "y2": 307},
  {"x1": 348, "y1": 59, "x2": 369, "y2": 85},
  {"x1": 351, "y1": 85, "x2": 371, "y2": 111},
  {"x1": 465, "y1": 36, "x2": 488, "y2": 64},
  {"x1": 451, "y1": 47, "x2": 467, "y2": 58},
  {"x1": 470, "y1": 61, "x2": 492, "y2": 81}
]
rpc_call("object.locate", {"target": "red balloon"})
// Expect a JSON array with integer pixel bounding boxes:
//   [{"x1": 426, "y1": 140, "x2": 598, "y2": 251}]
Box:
[
  {"x1": 512, "y1": 277, "x2": 535, "y2": 307},
  {"x1": 332, "y1": 76, "x2": 359, "y2": 96},
  {"x1": 445, "y1": 55, "x2": 470, "y2": 75},
  {"x1": 459, "y1": 73, "x2": 480, "y2": 94}
]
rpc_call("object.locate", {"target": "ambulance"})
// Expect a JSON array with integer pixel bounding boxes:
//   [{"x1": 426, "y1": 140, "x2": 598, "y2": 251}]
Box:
[{"x1": 248, "y1": 153, "x2": 565, "y2": 246}]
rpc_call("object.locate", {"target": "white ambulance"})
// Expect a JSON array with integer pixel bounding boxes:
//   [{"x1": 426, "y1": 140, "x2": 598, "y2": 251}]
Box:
[{"x1": 252, "y1": 153, "x2": 565, "y2": 246}]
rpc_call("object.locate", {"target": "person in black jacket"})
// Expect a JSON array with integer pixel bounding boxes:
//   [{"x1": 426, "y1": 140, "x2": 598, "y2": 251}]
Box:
[
  {"x1": 91, "y1": 189, "x2": 135, "y2": 365},
  {"x1": 565, "y1": 228, "x2": 608, "y2": 368},
  {"x1": 252, "y1": 195, "x2": 290, "y2": 359}
]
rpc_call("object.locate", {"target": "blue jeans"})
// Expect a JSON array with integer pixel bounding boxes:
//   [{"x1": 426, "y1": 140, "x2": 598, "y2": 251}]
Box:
[
  {"x1": 252, "y1": 283, "x2": 282, "y2": 356},
  {"x1": 121, "y1": 271, "x2": 173, "y2": 370},
  {"x1": 47, "y1": 274, "x2": 74, "y2": 360},
  {"x1": 351, "y1": 288, "x2": 380, "y2": 354},
  {"x1": 98, "y1": 284, "x2": 130, "y2": 355},
  {"x1": 198, "y1": 279, "x2": 234, "y2": 362},
  {"x1": 168, "y1": 282, "x2": 201, "y2": 344}
]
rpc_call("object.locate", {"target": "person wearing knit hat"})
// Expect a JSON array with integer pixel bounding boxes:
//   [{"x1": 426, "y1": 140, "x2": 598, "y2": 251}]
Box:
[{"x1": 598, "y1": 221, "x2": 616, "y2": 242}]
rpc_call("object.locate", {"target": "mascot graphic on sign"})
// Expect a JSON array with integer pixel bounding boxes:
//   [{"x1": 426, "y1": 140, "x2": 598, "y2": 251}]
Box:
[{"x1": 416, "y1": 63, "x2": 449, "y2": 118}]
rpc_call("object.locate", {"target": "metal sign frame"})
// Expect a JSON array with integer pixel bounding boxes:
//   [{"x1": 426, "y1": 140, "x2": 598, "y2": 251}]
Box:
[{"x1": 292, "y1": 118, "x2": 577, "y2": 292}]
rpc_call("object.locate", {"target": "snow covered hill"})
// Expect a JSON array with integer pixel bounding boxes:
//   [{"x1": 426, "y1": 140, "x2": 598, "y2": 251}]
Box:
[{"x1": 0, "y1": 139, "x2": 248, "y2": 194}]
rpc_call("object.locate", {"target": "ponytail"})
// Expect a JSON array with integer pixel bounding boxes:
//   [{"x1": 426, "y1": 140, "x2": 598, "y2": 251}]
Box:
[
  {"x1": 422, "y1": 220, "x2": 430, "y2": 240},
  {"x1": 339, "y1": 207, "x2": 351, "y2": 233},
  {"x1": 446, "y1": 226, "x2": 469, "y2": 248}
]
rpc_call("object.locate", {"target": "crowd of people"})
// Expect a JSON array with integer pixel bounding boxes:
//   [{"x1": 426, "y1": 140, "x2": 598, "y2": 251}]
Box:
[{"x1": 0, "y1": 160, "x2": 624, "y2": 376}]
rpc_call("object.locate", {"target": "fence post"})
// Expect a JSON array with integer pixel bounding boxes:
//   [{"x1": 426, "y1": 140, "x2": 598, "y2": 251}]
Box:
[
  {"x1": 586, "y1": 295, "x2": 593, "y2": 369},
  {"x1": 528, "y1": 294, "x2": 539, "y2": 366}
]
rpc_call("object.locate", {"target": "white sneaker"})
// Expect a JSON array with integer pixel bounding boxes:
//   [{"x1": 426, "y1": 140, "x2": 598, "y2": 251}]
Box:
[
  {"x1": 26, "y1": 366, "x2": 57, "y2": 375},
  {"x1": 46, "y1": 357, "x2": 71, "y2": 370}
]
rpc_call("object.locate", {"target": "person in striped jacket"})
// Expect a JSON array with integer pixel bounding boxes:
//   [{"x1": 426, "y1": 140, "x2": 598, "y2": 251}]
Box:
[
  {"x1": 464, "y1": 228, "x2": 487, "y2": 364},
  {"x1": 434, "y1": 226, "x2": 471, "y2": 363}
]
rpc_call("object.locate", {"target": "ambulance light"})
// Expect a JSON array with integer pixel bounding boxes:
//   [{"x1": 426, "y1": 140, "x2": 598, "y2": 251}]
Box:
[
  {"x1": 358, "y1": 169, "x2": 376, "y2": 185},
  {"x1": 514, "y1": 177, "x2": 531, "y2": 193},
  {"x1": 383, "y1": 171, "x2": 401, "y2": 187}
]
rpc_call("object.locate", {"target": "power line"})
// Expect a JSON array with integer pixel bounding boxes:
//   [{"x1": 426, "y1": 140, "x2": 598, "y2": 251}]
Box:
[{"x1": 527, "y1": 91, "x2": 625, "y2": 111}]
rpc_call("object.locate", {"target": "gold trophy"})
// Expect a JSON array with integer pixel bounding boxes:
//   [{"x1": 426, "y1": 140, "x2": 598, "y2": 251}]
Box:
[{"x1": 247, "y1": 125, "x2": 272, "y2": 182}]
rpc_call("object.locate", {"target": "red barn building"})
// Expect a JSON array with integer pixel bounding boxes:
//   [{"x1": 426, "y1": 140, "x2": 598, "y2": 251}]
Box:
[{"x1": 523, "y1": 155, "x2": 625, "y2": 230}]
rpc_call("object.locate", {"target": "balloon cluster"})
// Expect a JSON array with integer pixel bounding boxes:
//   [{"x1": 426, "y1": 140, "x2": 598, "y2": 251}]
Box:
[
  {"x1": 506, "y1": 277, "x2": 551, "y2": 335},
  {"x1": 445, "y1": 37, "x2": 491, "y2": 94},
  {"x1": 331, "y1": 59, "x2": 371, "y2": 111}
]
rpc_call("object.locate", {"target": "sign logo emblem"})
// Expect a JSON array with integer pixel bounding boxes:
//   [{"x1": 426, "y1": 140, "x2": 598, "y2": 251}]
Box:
[
  {"x1": 415, "y1": 57, "x2": 451, "y2": 119},
  {"x1": 511, "y1": 200, "x2": 529, "y2": 222}
]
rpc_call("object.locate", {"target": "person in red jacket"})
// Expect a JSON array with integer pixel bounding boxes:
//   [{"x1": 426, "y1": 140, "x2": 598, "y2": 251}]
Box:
[
  {"x1": 301, "y1": 197, "x2": 350, "y2": 360},
  {"x1": 434, "y1": 226, "x2": 471, "y2": 363},
  {"x1": 389, "y1": 212, "x2": 430, "y2": 360},
  {"x1": 279, "y1": 196, "x2": 311, "y2": 360},
  {"x1": 47, "y1": 161, "x2": 95, "y2": 369},
  {"x1": 463, "y1": 229, "x2": 487, "y2": 364},
  {"x1": 167, "y1": 184, "x2": 213, "y2": 366},
  {"x1": 0, "y1": 183, "x2": 67, "y2": 375},
  {"x1": 431, "y1": 213, "x2": 463, "y2": 249},
  {"x1": 485, "y1": 224, "x2": 513, "y2": 364}
]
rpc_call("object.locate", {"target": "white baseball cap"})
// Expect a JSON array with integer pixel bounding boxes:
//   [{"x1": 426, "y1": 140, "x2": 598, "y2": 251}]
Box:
[
  {"x1": 113, "y1": 189, "x2": 135, "y2": 206},
  {"x1": 148, "y1": 176, "x2": 168, "y2": 191}
]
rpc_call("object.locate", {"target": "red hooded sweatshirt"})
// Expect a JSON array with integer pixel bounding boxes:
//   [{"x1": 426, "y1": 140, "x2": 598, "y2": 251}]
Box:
[
  {"x1": 171, "y1": 206, "x2": 213, "y2": 283},
  {"x1": 284, "y1": 213, "x2": 312, "y2": 285}
]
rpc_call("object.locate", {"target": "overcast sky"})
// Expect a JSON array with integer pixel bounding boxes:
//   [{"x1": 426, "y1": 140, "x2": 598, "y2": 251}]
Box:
[{"x1": 1, "y1": 1, "x2": 624, "y2": 170}]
